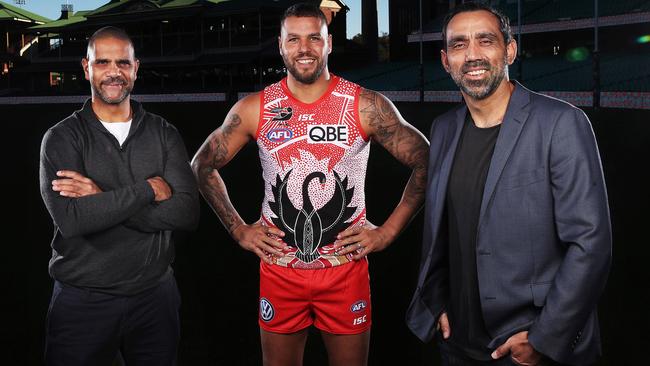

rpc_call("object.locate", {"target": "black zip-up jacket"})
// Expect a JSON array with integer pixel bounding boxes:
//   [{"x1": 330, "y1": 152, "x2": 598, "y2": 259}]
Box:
[{"x1": 39, "y1": 99, "x2": 199, "y2": 295}]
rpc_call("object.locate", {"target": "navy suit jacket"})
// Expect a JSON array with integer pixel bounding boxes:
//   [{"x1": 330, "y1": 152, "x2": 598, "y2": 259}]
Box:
[{"x1": 406, "y1": 82, "x2": 611, "y2": 365}]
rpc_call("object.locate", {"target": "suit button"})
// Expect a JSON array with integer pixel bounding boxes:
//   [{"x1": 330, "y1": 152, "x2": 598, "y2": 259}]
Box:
[{"x1": 478, "y1": 250, "x2": 491, "y2": 256}]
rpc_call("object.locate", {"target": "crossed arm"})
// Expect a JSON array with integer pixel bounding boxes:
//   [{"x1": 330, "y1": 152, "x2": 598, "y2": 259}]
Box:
[{"x1": 39, "y1": 126, "x2": 198, "y2": 237}]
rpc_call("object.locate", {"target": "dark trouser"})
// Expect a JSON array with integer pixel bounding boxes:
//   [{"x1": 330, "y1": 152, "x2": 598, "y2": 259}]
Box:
[
  {"x1": 45, "y1": 276, "x2": 181, "y2": 366},
  {"x1": 439, "y1": 337, "x2": 566, "y2": 366},
  {"x1": 439, "y1": 340, "x2": 515, "y2": 366}
]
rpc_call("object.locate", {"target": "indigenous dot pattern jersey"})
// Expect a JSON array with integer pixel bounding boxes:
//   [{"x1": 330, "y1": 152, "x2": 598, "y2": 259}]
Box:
[{"x1": 256, "y1": 76, "x2": 369, "y2": 269}]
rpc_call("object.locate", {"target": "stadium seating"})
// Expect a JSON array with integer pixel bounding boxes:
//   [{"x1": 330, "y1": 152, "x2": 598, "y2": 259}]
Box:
[{"x1": 339, "y1": 51, "x2": 649, "y2": 93}]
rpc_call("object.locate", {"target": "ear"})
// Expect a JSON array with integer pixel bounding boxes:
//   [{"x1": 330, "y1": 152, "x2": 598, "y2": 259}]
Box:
[
  {"x1": 506, "y1": 39, "x2": 517, "y2": 65},
  {"x1": 133, "y1": 58, "x2": 140, "y2": 81},
  {"x1": 327, "y1": 34, "x2": 333, "y2": 55},
  {"x1": 278, "y1": 36, "x2": 283, "y2": 56},
  {"x1": 81, "y1": 58, "x2": 90, "y2": 81},
  {"x1": 440, "y1": 49, "x2": 451, "y2": 73}
]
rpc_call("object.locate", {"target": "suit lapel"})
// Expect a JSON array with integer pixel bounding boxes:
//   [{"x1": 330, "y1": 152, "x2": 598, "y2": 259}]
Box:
[
  {"x1": 435, "y1": 105, "x2": 467, "y2": 216},
  {"x1": 418, "y1": 104, "x2": 466, "y2": 283},
  {"x1": 478, "y1": 82, "x2": 531, "y2": 223}
]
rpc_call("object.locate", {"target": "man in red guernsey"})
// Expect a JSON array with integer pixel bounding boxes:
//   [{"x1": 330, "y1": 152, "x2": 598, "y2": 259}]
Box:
[{"x1": 192, "y1": 3, "x2": 429, "y2": 365}]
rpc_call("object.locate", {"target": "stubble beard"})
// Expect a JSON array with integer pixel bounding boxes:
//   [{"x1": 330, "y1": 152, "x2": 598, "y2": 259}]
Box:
[
  {"x1": 451, "y1": 56, "x2": 509, "y2": 100},
  {"x1": 92, "y1": 76, "x2": 132, "y2": 105},
  {"x1": 283, "y1": 53, "x2": 325, "y2": 85}
]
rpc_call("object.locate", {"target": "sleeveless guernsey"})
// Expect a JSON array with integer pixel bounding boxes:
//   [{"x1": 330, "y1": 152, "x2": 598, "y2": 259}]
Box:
[{"x1": 256, "y1": 75, "x2": 370, "y2": 269}]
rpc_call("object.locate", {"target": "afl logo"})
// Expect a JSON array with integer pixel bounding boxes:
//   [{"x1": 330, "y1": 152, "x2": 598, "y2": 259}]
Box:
[
  {"x1": 267, "y1": 128, "x2": 293, "y2": 143},
  {"x1": 260, "y1": 298, "x2": 275, "y2": 322},
  {"x1": 350, "y1": 300, "x2": 367, "y2": 313}
]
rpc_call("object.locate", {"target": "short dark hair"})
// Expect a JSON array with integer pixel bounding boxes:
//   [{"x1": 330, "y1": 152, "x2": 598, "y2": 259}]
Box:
[
  {"x1": 280, "y1": 2, "x2": 328, "y2": 30},
  {"x1": 441, "y1": 2, "x2": 512, "y2": 49},
  {"x1": 86, "y1": 26, "x2": 135, "y2": 58}
]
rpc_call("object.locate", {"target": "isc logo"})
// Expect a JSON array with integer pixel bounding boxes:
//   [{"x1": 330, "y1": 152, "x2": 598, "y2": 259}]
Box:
[
  {"x1": 298, "y1": 114, "x2": 315, "y2": 121},
  {"x1": 266, "y1": 128, "x2": 293, "y2": 143},
  {"x1": 307, "y1": 124, "x2": 348, "y2": 144},
  {"x1": 353, "y1": 315, "x2": 367, "y2": 326}
]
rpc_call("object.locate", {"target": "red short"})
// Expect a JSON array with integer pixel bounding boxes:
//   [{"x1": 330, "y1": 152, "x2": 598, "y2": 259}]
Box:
[{"x1": 258, "y1": 259, "x2": 371, "y2": 335}]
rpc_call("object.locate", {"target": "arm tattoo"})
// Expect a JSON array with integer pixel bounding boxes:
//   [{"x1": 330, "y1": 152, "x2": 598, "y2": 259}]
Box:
[
  {"x1": 359, "y1": 90, "x2": 429, "y2": 208},
  {"x1": 211, "y1": 113, "x2": 241, "y2": 169},
  {"x1": 359, "y1": 89, "x2": 399, "y2": 142},
  {"x1": 193, "y1": 113, "x2": 244, "y2": 233}
]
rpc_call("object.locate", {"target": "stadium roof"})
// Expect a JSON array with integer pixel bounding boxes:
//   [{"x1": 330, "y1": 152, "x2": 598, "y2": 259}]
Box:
[
  {"x1": 82, "y1": 0, "x2": 295, "y2": 16},
  {"x1": 26, "y1": 0, "x2": 321, "y2": 32},
  {"x1": 0, "y1": 1, "x2": 51, "y2": 24},
  {"x1": 30, "y1": 11, "x2": 90, "y2": 30}
]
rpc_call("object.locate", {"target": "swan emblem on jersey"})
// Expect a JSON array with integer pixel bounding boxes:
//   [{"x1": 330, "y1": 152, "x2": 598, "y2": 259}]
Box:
[
  {"x1": 268, "y1": 170, "x2": 356, "y2": 263},
  {"x1": 270, "y1": 106, "x2": 293, "y2": 122}
]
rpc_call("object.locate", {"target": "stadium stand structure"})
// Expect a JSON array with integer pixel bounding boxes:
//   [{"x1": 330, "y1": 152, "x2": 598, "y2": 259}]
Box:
[
  {"x1": 342, "y1": 51, "x2": 650, "y2": 94},
  {"x1": 0, "y1": 1, "x2": 50, "y2": 95},
  {"x1": 0, "y1": 0, "x2": 648, "y2": 109},
  {"x1": 0, "y1": 0, "x2": 352, "y2": 96},
  {"x1": 385, "y1": 0, "x2": 650, "y2": 108}
]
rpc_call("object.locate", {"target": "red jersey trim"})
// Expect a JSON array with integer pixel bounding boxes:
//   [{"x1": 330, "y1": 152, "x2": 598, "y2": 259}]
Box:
[
  {"x1": 280, "y1": 74, "x2": 341, "y2": 109},
  {"x1": 254, "y1": 92, "x2": 265, "y2": 140},
  {"x1": 349, "y1": 208, "x2": 367, "y2": 226},
  {"x1": 354, "y1": 87, "x2": 370, "y2": 142},
  {"x1": 261, "y1": 215, "x2": 275, "y2": 228}
]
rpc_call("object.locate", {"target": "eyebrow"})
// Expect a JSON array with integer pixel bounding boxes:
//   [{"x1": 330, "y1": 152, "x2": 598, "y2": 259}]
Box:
[
  {"x1": 448, "y1": 31, "x2": 500, "y2": 46},
  {"x1": 448, "y1": 35, "x2": 468, "y2": 45},
  {"x1": 93, "y1": 58, "x2": 132, "y2": 63},
  {"x1": 475, "y1": 31, "x2": 499, "y2": 40},
  {"x1": 286, "y1": 32, "x2": 322, "y2": 38}
]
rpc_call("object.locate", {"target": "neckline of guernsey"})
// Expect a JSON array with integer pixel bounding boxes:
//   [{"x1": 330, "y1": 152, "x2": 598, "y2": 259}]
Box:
[{"x1": 280, "y1": 74, "x2": 341, "y2": 108}]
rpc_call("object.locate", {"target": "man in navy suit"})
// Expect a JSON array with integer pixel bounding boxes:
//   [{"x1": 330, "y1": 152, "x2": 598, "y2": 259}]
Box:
[{"x1": 406, "y1": 3, "x2": 611, "y2": 366}]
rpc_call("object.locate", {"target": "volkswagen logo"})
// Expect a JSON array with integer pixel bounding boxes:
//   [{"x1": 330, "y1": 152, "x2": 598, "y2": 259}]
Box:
[{"x1": 259, "y1": 297, "x2": 275, "y2": 322}]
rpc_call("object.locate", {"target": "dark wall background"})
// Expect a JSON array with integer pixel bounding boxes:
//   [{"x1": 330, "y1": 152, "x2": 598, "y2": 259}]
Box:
[{"x1": 1, "y1": 100, "x2": 648, "y2": 365}]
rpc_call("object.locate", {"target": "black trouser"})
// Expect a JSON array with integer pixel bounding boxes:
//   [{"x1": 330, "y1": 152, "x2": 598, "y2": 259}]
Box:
[
  {"x1": 439, "y1": 336, "x2": 566, "y2": 366},
  {"x1": 45, "y1": 276, "x2": 181, "y2": 366},
  {"x1": 439, "y1": 339, "x2": 515, "y2": 366}
]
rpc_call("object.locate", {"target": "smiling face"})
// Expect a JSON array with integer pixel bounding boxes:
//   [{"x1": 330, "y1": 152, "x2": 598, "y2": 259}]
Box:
[
  {"x1": 279, "y1": 15, "x2": 331, "y2": 85},
  {"x1": 82, "y1": 36, "x2": 139, "y2": 106},
  {"x1": 441, "y1": 10, "x2": 516, "y2": 100}
]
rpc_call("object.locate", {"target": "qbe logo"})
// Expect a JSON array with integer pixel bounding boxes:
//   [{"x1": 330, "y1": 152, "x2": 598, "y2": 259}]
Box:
[
  {"x1": 259, "y1": 298, "x2": 275, "y2": 322},
  {"x1": 307, "y1": 124, "x2": 348, "y2": 144}
]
